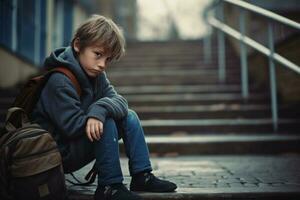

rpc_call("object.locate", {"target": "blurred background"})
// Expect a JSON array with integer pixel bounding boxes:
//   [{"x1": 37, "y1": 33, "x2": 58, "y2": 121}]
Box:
[{"x1": 0, "y1": 0, "x2": 212, "y2": 80}]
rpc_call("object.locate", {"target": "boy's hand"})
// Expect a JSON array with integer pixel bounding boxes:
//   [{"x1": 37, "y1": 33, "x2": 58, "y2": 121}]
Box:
[{"x1": 86, "y1": 117, "x2": 103, "y2": 142}]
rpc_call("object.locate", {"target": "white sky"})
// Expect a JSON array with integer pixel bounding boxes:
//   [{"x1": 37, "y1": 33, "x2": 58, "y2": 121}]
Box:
[{"x1": 137, "y1": 0, "x2": 213, "y2": 40}]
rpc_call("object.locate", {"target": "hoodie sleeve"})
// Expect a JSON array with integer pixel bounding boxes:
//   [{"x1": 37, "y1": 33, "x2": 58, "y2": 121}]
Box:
[
  {"x1": 87, "y1": 72, "x2": 128, "y2": 122},
  {"x1": 40, "y1": 73, "x2": 100, "y2": 139}
]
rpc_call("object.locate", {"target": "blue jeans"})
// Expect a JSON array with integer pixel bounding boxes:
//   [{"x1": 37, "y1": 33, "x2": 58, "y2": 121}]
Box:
[{"x1": 62, "y1": 109, "x2": 152, "y2": 186}]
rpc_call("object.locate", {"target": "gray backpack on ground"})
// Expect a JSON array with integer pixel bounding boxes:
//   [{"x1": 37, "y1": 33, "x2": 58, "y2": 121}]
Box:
[{"x1": 0, "y1": 107, "x2": 67, "y2": 200}]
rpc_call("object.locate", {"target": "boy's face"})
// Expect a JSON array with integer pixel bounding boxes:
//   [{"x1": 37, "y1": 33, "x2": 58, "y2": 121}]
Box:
[{"x1": 74, "y1": 41, "x2": 112, "y2": 78}]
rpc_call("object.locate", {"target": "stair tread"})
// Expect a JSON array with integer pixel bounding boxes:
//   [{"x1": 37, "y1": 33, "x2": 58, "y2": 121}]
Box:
[
  {"x1": 116, "y1": 85, "x2": 254, "y2": 95},
  {"x1": 141, "y1": 134, "x2": 300, "y2": 143},
  {"x1": 126, "y1": 93, "x2": 267, "y2": 102},
  {"x1": 141, "y1": 118, "x2": 300, "y2": 126},
  {"x1": 108, "y1": 69, "x2": 240, "y2": 77},
  {"x1": 133, "y1": 104, "x2": 270, "y2": 112}
]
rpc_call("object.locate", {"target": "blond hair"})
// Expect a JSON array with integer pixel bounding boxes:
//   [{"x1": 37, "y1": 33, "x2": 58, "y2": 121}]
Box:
[{"x1": 71, "y1": 15, "x2": 125, "y2": 61}]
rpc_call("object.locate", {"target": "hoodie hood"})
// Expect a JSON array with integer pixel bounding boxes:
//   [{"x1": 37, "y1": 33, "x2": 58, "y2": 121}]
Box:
[{"x1": 44, "y1": 46, "x2": 94, "y2": 90}]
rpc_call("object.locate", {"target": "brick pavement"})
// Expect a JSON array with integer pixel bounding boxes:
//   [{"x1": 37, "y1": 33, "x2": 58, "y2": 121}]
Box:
[{"x1": 67, "y1": 155, "x2": 300, "y2": 199}]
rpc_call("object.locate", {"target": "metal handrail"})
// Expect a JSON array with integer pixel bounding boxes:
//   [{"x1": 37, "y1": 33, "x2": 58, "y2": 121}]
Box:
[
  {"x1": 225, "y1": 0, "x2": 300, "y2": 29},
  {"x1": 203, "y1": 0, "x2": 300, "y2": 131},
  {"x1": 208, "y1": 17, "x2": 300, "y2": 74}
]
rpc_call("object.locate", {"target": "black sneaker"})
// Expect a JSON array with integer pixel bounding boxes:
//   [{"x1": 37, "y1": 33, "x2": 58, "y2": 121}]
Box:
[
  {"x1": 130, "y1": 172, "x2": 177, "y2": 192},
  {"x1": 94, "y1": 183, "x2": 143, "y2": 200}
]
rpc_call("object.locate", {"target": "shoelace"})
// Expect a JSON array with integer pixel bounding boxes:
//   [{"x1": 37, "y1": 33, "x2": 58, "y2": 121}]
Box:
[
  {"x1": 104, "y1": 186, "x2": 118, "y2": 199},
  {"x1": 144, "y1": 172, "x2": 155, "y2": 184},
  {"x1": 103, "y1": 184, "x2": 127, "y2": 199},
  {"x1": 103, "y1": 186, "x2": 113, "y2": 199}
]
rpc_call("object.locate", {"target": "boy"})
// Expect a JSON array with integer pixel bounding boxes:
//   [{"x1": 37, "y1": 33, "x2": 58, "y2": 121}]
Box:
[{"x1": 31, "y1": 15, "x2": 177, "y2": 200}]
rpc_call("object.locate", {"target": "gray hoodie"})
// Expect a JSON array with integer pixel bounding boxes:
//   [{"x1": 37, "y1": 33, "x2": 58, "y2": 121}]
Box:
[{"x1": 31, "y1": 46, "x2": 128, "y2": 144}]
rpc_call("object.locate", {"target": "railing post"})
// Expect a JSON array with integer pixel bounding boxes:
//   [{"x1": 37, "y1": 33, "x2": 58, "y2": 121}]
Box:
[
  {"x1": 267, "y1": 22, "x2": 278, "y2": 131},
  {"x1": 239, "y1": 9, "x2": 249, "y2": 100},
  {"x1": 217, "y1": 1, "x2": 226, "y2": 83},
  {"x1": 12, "y1": 0, "x2": 17, "y2": 51},
  {"x1": 34, "y1": 0, "x2": 41, "y2": 65},
  {"x1": 204, "y1": 31, "x2": 212, "y2": 64}
]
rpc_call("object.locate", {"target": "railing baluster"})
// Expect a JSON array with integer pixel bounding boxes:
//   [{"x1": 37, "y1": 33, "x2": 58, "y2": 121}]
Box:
[
  {"x1": 34, "y1": 0, "x2": 41, "y2": 65},
  {"x1": 267, "y1": 22, "x2": 278, "y2": 131},
  {"x1": 12, "y1": 0, "x2": 17, "y2": 51},
  {"x1": 239, "y1": 8, "x2": 249, "y2": 100},
  {"x1": 217, "y1": 2, "x2": 226, "y2": 83},
  {"x1": 204, "y1": 31, "x2": 212, "y2": 64}
]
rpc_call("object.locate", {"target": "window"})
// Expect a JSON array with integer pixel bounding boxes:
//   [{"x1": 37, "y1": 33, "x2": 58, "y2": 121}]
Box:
[
  {"x1": 37, "y1": 0, "x2": 47, "y2": 64},
  {"x1": 0, "y1": 0, "x2": 13, "y2": 48},
  {"x1": 17, "y1": 0, "x2": 35, "y2": 62},
  {"x1": 0, "y1": 0, "x2": 74, "y2": 66},
  {"x1": 63, "y1": 0, "x2": 73, "y2": 46},
  {"x1": 53, "y1": 0, "x2": 73, "y2": 48},
  {"x1": 0, "y1": 0, "x2": 46, "y2": 65}
]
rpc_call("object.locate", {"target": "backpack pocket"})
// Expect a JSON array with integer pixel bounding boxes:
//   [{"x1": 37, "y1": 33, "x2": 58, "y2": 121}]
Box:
[{"x1": 12, "y1": 165, "x2": 67, "y2": 200}]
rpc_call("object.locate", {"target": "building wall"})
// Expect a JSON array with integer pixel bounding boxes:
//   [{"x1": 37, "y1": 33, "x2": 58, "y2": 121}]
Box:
[
  {"x1": 0, "y1": 0, "x2": 97, "y2": 88},
  {"x1": 0, "y1": 47, "x2": 37, "y2": 88},
  {"x1": 0, "y1": 0, "x2": 138, "y2": 88}
]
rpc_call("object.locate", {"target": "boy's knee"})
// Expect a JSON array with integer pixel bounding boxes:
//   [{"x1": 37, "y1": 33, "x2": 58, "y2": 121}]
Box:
[
  {"x1": 103, "y1": 118, "x2": 118, "y2": 133},
  {"x1": 127, "y1": 109, "x2": 140, "y2": 125},
  {"x1": 104, "y1": 117, "x2": 116, "y2": 125}
]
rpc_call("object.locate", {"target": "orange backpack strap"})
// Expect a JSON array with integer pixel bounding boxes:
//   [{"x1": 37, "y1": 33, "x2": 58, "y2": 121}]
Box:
[{"x1": 52, "y1": 67, "x2": 82, "y2": 97}]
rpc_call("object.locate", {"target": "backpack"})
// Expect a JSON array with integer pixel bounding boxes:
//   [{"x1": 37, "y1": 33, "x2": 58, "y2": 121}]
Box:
[
  {"x1": 0, "y1": 67, "x2": 82, "y2": 200},
  {"x1": 0, "y1": 107, "x2": 67, "y2": 200}
]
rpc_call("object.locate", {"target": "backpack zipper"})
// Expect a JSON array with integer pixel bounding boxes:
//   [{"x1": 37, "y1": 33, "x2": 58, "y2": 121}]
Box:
[
  {"x1": 13, "y1": 146, "x2": 59, "y2": 161},
  {"x1": 0, "y1": 124, "x2": 40, "y2": 146},
  {"x1": 5, "y1": 129, "x2": 49, "y2": 147}
]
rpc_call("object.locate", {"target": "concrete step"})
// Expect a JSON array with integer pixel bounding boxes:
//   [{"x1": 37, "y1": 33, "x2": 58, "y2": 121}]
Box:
[
  {"x1": 140, "y1": 118, "x2": 300, "y2": 134},
  {"x1": 110, "y1": 74, "x2": 241, "y2": 85},
  {"x1": 133, "y1": 104, "x2": 300, "y2": 119},
  {"x1": 108, "y1": 69, "x2": 240, "y2": 77},
  {"x1": 116, "y1": 84, "x2": 246, "y2": 95},
  {"x1": 69, "y1": 187, "x2": 300, "y2": 200},
  {"x1": 119, "y1": 134, "x2": 300, "y2": 155},
  {"x1": 111, "y1": 61, "x2": 239, "y2": 69},
  {"x1": 122, "y1": 53, "x2": 236, "y2": 59},
  {"x1": 133, "y1": 104, "x2": 271, "y2": 119},
  {"x1": 122, "y1": 54, "x2": 235, "y2": 60},
  {"x1": 124, "y1": 47, "x2": 236, "y2": 56},
  {"x1": 125, "y1": 93, "x2": 268, "y2": 106},
  {"x1": 126, "y1": 39, "x2": 208, "y2": 46},
  {"x1": 113, "y1": 76, "x2": 241, "y2": 86},
  {"x1": 109, "y1": 64, "x2": 239, "y2": 71}
]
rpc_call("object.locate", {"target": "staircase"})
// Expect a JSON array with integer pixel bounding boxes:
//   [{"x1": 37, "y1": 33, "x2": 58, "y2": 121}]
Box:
[
  {"x1": 1, "y1": 39, "x2": 300, "y2": 154},
  {"x1": 1, "y1": 39, "x2": 300, "y2": 153},
  {"x1": 105, "y1": 39, "x2": 300, "y2": 156}
]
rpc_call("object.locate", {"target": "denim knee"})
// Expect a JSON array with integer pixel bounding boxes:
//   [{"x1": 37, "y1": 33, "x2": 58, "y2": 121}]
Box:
[
  {"x1": 126, "y1": 109, "x2": 140, "y2": 127},
  {"x1": 102, "y1": 118, "x2": 119, "y2": 140}
]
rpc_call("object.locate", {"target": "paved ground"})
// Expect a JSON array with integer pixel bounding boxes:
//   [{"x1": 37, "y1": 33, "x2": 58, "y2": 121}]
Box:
[{"x1": 67, "y1": 155, "x2": 300, "y2": 199}]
